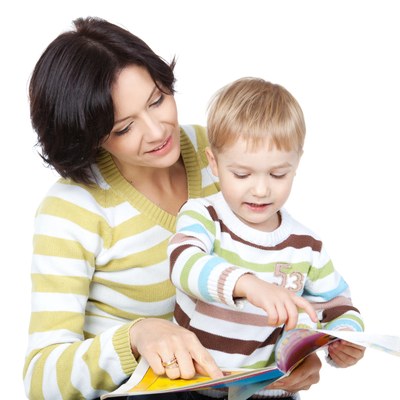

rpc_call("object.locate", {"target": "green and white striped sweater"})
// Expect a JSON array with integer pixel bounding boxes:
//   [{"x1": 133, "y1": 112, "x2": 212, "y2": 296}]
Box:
[{"x1": 23, "y1": 125, "x2": 219, "y2": 400}]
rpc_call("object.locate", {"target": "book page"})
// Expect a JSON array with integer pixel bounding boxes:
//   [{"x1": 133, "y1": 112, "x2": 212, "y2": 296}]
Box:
[
  {"x1": 319, "y1": 329, "x2": 400, "y2": 356},
  {"x1": 101, "y1": 329, "x2": 400, "y2": 399},
  {"x1": 100, "y1": 359, "x2": 284, "y2": 399},
  {"x1": 275, "y1": 329, "x2": 337, "y2": 372}
]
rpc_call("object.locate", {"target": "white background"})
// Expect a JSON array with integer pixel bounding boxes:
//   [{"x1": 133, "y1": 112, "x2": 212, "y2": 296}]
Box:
[{"x1": 1, "y1": 0, "x2": 399, "y2": 398}]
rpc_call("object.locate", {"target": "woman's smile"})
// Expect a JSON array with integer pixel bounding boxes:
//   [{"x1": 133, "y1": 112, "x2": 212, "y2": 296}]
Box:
[{"x1": 146, "y1": 135, "x2": 173, "y2": 155}]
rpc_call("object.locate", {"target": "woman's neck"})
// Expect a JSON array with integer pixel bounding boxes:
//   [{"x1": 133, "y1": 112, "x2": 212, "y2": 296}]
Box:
[{"x1": 116, "y1": 157, "x2": 188, "y2": 215}]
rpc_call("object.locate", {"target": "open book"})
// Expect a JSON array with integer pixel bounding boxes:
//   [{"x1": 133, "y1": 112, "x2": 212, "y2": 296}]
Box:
[{"x1": 101, "y1": 328, "x2": 400, "y2": 400}]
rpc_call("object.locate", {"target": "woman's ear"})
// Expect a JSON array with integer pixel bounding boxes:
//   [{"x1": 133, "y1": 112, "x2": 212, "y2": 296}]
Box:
[{"x1": 205, "y1": 147, "x2": 219, "y2": 177}]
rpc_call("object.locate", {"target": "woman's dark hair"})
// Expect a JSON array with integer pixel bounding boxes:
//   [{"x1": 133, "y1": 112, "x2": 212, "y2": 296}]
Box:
[{"x1": 29, "y1": 16, "x2": 176, "y2": 184}]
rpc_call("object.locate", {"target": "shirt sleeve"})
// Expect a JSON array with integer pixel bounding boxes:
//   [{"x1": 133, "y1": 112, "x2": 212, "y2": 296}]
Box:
[
  {"x1": 169, "y1": 199, "x2": 248, "y2": 308},
  {"x1": 23, "y1": 183, "x2": 138, "y2": 399},
  {"x1": 302, "y1": 243, "x2": 364, "y2": 332}
]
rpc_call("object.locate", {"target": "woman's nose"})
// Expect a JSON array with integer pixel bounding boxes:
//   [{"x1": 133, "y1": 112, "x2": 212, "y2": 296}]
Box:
[{"x1": 140, "y1": 113, "x2": 164, "y2": 141}]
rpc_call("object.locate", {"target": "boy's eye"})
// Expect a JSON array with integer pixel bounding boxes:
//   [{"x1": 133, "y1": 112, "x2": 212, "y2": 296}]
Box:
[
  {"x1": 233, "y1": 173, "x2": 249, "y2": 179},
  {"x1": 271, "y1": 173, "x2": 286, "y2": 179}
]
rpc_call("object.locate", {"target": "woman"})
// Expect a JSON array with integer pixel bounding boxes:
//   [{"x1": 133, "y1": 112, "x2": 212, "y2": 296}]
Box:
[{"x1": 23, "y1": 17, "x2": 362, "y2": 400}]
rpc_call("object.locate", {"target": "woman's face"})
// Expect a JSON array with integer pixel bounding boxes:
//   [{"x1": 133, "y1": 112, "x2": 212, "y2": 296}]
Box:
[{"x1": 102, "y1": 65, "x2": 180, "y2": 173}]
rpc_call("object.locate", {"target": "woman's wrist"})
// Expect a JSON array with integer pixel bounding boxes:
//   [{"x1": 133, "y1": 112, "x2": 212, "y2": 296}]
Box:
[{"x1": 128, "y1": 318, "x2": 146, "y2": 358}]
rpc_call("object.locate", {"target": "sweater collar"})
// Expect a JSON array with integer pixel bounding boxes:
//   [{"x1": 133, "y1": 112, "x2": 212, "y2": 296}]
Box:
[{"x1": 96, "y1": 127, "x2": 201, "y2": 232}]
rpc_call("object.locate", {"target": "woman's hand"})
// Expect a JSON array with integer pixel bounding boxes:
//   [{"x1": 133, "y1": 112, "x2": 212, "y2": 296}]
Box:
[
  {"x1": 267, "y1": 352, "x2": 322, "y2": 392},
  {"x1": 129, "y1": 318, "x2": 223, "y2": 380},
  {"x1": 328, "y1": 340, "x2": 366, "y2": 367}
]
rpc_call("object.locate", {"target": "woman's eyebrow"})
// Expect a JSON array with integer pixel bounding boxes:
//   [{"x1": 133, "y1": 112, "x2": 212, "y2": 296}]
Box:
[{"x1": 113, "y1": 85, "x2": 158, "y2": 125}]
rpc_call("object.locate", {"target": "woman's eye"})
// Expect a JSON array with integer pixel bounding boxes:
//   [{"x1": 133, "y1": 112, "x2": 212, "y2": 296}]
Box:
[
  {"x1": 115, "y1": 122, "x2": 133, "y2": 136},
  {"x1": 150, "y1": 94, "x2": 165, "y2": 108}
]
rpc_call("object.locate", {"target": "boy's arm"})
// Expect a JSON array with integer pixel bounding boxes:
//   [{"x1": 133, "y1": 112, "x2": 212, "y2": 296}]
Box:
[
  {"x1": 314, "y1": 296, "x2": 364, "y2": 332},
  {"x1": 301, "y1": 244, "x2": 365, "y2": 368},
  {"x1": 314, "y1": 295, "x2": 366, "y2": 368},
  {"x1": 168, "y1": 199, "x2": 248, "y2": 307},
  {"x1": 302, "y1": 243, "x2": 364, "y2": 333}
]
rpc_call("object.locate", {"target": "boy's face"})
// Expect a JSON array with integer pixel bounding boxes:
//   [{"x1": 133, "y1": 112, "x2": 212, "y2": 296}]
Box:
[{"x1": 206, "y1": 138, "x2": 301, "y2": 232}]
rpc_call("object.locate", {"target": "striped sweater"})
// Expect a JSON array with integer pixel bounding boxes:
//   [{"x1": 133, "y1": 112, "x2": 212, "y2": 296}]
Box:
[
  {"x1": 23, "y1": 125, "x2": 220, "y2": 400},
  {"x1": 169, "y1": 192, "x2": 364, "y2": 372}
]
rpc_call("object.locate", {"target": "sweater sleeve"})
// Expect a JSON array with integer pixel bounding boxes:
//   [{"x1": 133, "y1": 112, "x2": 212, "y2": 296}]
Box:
[
  {"x1": 169, "y1": 199, "x2": 248, "y2": 307},
  {"x1": 302, "y1": 243, "x2": 364, "y2": 332},
  {"x1": 23, "y1": 183, "x2": 138, "y2": 400}
]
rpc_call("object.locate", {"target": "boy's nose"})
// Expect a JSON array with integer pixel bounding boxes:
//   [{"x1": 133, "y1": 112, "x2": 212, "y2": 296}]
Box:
[{"x1": 252, "y1": 177, "x2": 270, "y2": 197}]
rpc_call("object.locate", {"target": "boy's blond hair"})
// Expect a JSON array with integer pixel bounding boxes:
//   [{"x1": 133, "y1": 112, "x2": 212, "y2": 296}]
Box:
[{"x1": 207, "y1": 77, "x2": 306, "y2": 153}]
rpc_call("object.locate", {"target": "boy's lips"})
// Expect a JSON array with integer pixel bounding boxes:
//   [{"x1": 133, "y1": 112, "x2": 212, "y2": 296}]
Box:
[{"x1": 244, "y1": 202, "x2": 272, "y2": 211}]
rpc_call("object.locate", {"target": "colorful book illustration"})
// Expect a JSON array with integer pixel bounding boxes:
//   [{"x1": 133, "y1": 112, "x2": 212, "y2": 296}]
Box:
[{"x1": 101, "y1": 328, "x2": 400, "y2": 400}]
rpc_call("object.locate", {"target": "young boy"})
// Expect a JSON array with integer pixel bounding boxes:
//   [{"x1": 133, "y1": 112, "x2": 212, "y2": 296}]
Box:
[{"x1": 168, "y1": 78, "x2": 364, "y2": 399}]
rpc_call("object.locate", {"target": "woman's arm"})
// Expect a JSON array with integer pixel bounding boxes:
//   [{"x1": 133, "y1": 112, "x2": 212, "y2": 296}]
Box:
[{"x1": 23, "y1": 184, "x2": 137, "y2": 399}]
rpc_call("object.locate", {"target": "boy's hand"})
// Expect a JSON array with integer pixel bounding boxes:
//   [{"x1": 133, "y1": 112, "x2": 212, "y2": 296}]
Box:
[
  {"x1": 328, "y1": 340, "x2": 366, "y2": 367},
  {"x1": 234, "y1": 274, "x2": 318, "y2": 330}
]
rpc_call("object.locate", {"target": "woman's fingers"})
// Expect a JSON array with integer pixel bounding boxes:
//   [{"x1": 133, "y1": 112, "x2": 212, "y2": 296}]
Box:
[
  {"x1": 172, "y1": 349, "x2": 195, "y2": 379},
  {"x1": 190, "y1": 346, "x2": 224, "y2": 379},
  {"x1": 159, "y1": 355, "x2": 181, "y2": 379},
  {"x1": 268, "y1": 352, "x2": 321, "y2": 392},
  {"x1": 130, "y1": 318, "x2": 222, "y2": 380}
]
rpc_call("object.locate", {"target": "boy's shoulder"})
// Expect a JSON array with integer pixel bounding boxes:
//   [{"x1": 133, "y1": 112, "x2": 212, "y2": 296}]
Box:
[
  {"x1": 183, "y1": 192, "x2": 222, "y2": 210},
  {"x1": 282, "y1": 209, "x2": 323, "y2": 245}
]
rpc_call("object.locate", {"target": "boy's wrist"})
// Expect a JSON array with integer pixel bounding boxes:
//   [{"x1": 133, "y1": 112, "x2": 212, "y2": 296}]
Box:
[{"x1": 233, "y1": 272, "x2": 256, "y2": 298}]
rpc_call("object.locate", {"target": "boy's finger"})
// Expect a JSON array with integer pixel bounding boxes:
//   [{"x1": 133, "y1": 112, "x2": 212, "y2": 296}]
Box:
[{"x1": 294, "y1": 296, "x2": 318, "y2": 322}]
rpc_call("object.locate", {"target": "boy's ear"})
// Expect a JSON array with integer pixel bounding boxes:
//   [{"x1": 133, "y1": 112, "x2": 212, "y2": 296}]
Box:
[{"x1": 205, "y1": 147, "x2": 219, "y2": 177}]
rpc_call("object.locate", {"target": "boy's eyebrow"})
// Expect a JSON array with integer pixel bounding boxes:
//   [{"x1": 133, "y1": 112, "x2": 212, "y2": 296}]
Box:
[
  {"x1": 113, "y1": 85, "x2": 158, "y2": 125},
  {"x1": 228, "y1": 161, "x2": 293, "y2": 169},
  {"x1": 270, "y1": 162, "x2": 294, "y2": 169}
]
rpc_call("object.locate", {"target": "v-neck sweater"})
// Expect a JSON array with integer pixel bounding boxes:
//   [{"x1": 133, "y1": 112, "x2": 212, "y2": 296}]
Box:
[{"x1": 24, "y1": 125, "x2": 220, "y2": 399}]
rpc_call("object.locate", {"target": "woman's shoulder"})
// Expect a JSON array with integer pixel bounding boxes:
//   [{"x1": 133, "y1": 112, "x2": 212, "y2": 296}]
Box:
[
  {"x1": 36, "y1": 176, "x2": 109, "y2": 217},
  {"x1": 180, "y1": 124, "x2": 208, "y2": 149},
  {"x1": 180, "y1": 124, "x2": 212, "y2": 175}
]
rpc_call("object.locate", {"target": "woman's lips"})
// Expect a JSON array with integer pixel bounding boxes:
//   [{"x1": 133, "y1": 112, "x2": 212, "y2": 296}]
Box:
[{"x1": 147, "y1": 136, "x2": 172, "y2": 154}]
